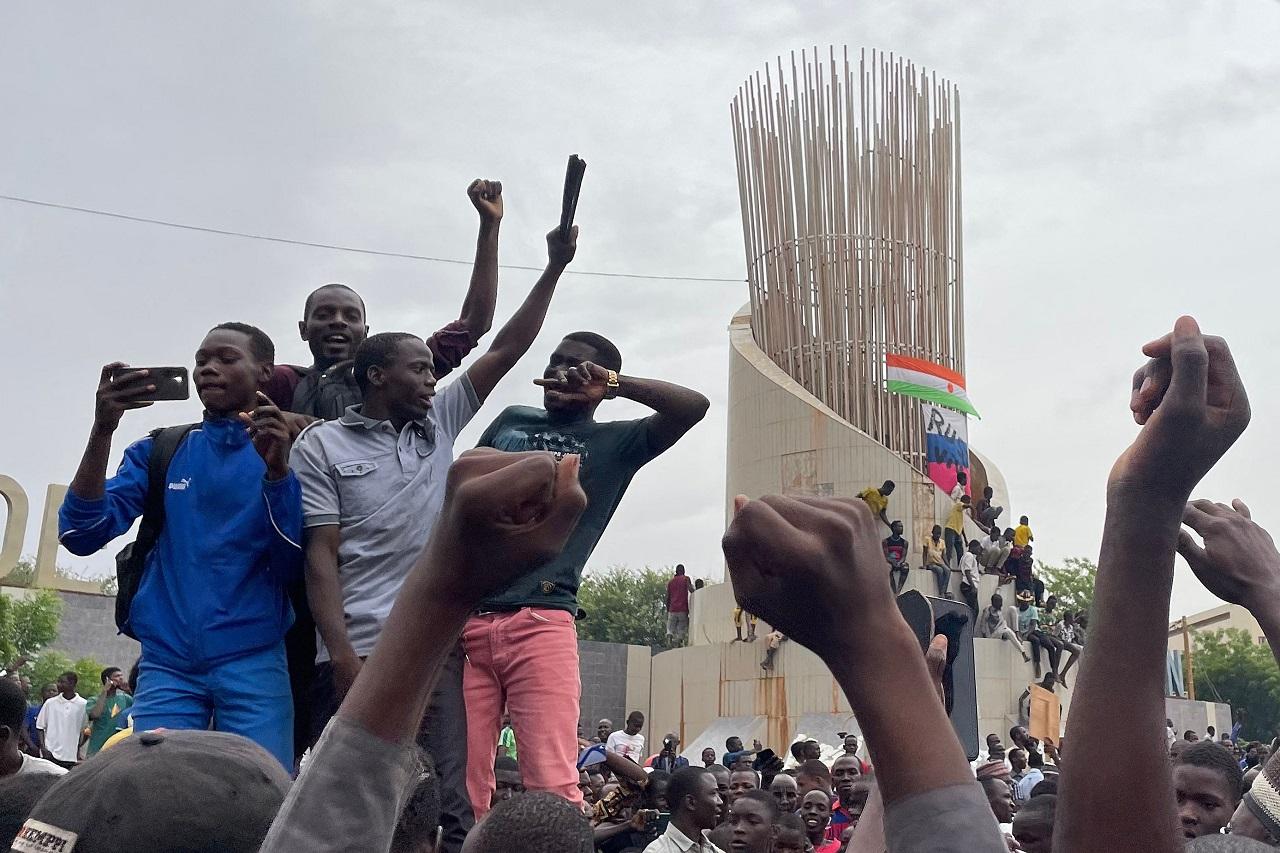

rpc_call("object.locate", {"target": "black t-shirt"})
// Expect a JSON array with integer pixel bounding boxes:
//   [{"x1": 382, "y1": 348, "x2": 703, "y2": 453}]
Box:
[{"x1": 476, "y1": 406, "x2": 660, "y2": 611}]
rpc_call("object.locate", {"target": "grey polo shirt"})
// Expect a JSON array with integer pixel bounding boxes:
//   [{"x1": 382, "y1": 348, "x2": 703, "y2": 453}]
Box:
[{"x1": 289, "y1": 375, "x2": 480, "y2": 662}]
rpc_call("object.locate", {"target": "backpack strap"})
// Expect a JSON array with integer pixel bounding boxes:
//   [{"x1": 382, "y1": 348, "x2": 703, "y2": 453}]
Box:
[
  {"x1": 139, "y1": 423, "x2": 200, "y2": 547},
  {"x1": 114, "y1": 423, "x2": 199, "y2": 636}
]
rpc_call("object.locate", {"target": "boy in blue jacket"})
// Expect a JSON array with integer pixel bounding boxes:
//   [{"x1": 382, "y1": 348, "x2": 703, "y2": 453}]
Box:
[{"x1": 58, "y1": 322, "x2": 302, "y2": 769}]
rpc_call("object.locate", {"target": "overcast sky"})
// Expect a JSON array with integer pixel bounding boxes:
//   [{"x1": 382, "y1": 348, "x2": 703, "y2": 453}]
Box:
[{"x1": 2, "y1": 2, "x2": 1278, "y2": 621}]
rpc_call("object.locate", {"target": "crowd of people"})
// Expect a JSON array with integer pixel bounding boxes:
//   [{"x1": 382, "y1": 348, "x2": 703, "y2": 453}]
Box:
[
  {"x1": 857, "y1": 473, "x2": 1089, "y2": 688},
  {"x1": 0, "y1": 171, "x2": 1274, "y2": 852}
]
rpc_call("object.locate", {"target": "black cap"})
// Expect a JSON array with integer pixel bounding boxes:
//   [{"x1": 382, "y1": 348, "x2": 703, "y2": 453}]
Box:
[{"x1": 12, "y1": 729, "x2": 289, "y2": 853}]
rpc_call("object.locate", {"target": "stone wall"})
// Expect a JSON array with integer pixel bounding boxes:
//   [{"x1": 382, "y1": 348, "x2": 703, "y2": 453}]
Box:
[
  {"x1": 0, "y1": 586, "x2": 140, "y2": 669},
  {"x1": 49, "y1": 589, "x2": 140, "y2": 667},
  {"x1": 577, "y1": 639, "x2": 652, "y2": 746}
]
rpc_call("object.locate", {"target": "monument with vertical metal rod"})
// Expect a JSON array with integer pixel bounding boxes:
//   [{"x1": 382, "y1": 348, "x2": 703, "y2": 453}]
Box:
[{"x1": 730, "y1": 46, "x2": 964, "y2": 471}]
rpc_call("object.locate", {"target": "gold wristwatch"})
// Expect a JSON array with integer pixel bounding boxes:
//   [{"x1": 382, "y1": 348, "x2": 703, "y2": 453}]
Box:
[{"x1": 604, "y1": 369, "x2": 620, "y2": 399}]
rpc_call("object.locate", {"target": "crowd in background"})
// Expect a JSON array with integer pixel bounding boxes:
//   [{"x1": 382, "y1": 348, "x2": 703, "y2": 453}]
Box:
[{"x1": 0, "y1": 171, "x2": 1275, "y2": 853}]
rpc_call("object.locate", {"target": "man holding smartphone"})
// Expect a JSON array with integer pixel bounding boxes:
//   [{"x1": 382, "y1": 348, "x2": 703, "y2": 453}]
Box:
[{"x1": 57, "y1": 322, "x2": 302, "y2": 770}]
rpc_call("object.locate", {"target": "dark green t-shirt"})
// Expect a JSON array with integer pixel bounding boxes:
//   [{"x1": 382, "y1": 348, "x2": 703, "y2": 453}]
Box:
[{"x1": 476, "y1": 406, "x2": 660, "y2": 612}]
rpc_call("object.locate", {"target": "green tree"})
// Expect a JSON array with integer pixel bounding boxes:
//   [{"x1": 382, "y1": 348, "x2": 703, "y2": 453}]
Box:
[
  {"x1": 1036, "y1": 557, "x2": 1097, "y2": 616},
  {"x1": 576, "y1": 564, "x2": 674, "y2": 651},
  {"x1": 0, "y1": 588, "x2": 63, "y2": 669},
  {"x1": 3, "y1": 555, "x2": 118, "y2": 595},
  {"x1": 0, "y1": 557, "x2": 37, "y2": 588},
  {"x1": 1193, "y1": 628, "x2": 1280, "y2": 741},
  {"x1": 26, "y1": 651, "x2": 106, "y2": 700}
]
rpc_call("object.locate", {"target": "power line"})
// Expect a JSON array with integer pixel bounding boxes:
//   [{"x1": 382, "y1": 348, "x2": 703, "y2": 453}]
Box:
[{"x1": 0, "y1": 193, "x2": 746, "y2": 284}]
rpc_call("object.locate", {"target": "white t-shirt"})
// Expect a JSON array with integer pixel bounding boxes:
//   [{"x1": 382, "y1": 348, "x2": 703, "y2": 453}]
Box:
[
  {"x1": 36, "y1": 694, "x2": 88, "y2": 762},
  {"x1": 606, "y1": 730, "x2": 645, "y2": 761},
  {"x1": 18, "y1": 753, "x2": 68, "y2": 776}
]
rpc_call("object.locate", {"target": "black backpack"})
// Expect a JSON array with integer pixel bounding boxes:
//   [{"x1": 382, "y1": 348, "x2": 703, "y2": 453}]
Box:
[{"x1": 113, "y1": 423, "x2": 198, "y2": 637}]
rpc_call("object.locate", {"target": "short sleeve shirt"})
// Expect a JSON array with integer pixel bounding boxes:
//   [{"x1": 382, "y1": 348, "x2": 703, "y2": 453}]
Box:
[
  {"x1": 1014, "y1": 525, "x2": 1034, "y2": 547},
  {"x1": 923, "y1": 538, "x2": 948, "y2": 567},
  {"x1": 35, "y1": 695, "x2": 88, "y2": 763},
  {"x1": 475, "y1": 407, "x2": 661, "y2": 612},
  {"x1": 859, "y1": 487, "x2": 888, "y2": 515},
  {"x1": 288, "y1": 375, "x2": 481, "y2": 661},
  {"x1": 499, "y1": 726, "x2": 517, "y2": 760},
  {"x1": 667, "y1": 575, "x2": 693, "y2": 613},
  {"x1": 946, "y1": 501, "x2": 967, "y2": 533},
  {"x1": 607, "y1": 730, "x2": 645, "y2": 761},
  {"x1": 1017, "y1": 605, "x2": 1039, "y2": 635},
  {"x1": 85, "y1": 693, "x2": 133, "y2": 755}
]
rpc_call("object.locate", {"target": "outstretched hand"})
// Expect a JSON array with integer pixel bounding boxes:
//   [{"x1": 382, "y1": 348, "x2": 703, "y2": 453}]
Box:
[
  {"x1": 426, "y1": 448, "x2": 587, "y2": 606},
  {"x1": 238, "y1": 392, "x2": 291, "y2": 480},
  {"x1": 1114, "y1": 316, "x2": 1249, "y2": 496},
  {"x1": 721, "y1": 494, "x2": 894, "y2": 655},
  {"x1": 1179, "y1": 499, "x2": 1280, "y2": 610},
  {"x1": 468, "y1": 178, "x2": 503, "y2": 224}
]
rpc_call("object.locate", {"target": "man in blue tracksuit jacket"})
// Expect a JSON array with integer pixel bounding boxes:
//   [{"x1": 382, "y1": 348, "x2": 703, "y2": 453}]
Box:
[{"x1": 58, "y1": 322, "x2": 302, "y2": 769}]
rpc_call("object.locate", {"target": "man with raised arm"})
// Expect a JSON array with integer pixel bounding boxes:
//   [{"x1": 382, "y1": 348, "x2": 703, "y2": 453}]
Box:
[
  {"x1": 265, "y1": 179, "x2": 504, "y2": 420},
  {"x1": 1057, "y1": 317, "x2": 1251, "y2": 853},
  {"x1": 58, "y1": 324, "x2": 302, "y2": 770},
  {"x1": 463, "y1": 333, "x2": 709, "y2": 815},
  {"x1": 288, "y1": 225, "x2": 577, "y2": 852},
  {"x1": 263, "y1": 181, "x2": 503, "y2": 768}
]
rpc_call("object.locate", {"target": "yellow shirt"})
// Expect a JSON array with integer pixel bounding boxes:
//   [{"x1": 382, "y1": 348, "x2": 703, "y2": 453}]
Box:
[
  {"x1": 923, "y1": 538, "x2": 948, "y2": 566},
  {"x1": 1015, "y1": 524, "x2": 1034, "y2": 547},
  {"x1": 859, "y1": 487, "x2": 888, "y2": 516},
  {"x1": 946, "y1": 501, "x2": 967, "y2": 533}
]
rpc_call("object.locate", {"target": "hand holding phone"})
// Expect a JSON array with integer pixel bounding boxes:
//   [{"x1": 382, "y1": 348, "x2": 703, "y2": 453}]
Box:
[
  {"x1": 897, "y1": 590, "x2": 979, "y2": 759},
  {"x1": 107, "y1": 365, "x2": 189, "y2": 401},
  {"x1": 93, "y1": 363, "x2": 166, "y2": 434}
]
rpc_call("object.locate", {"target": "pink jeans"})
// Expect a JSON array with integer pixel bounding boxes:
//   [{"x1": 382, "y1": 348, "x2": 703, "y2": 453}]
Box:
[{"x1": 462, "y1": 607, "x2": 583, "y2": 817}]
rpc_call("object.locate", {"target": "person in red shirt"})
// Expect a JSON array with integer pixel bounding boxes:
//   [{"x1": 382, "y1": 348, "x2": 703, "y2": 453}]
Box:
[{"x1": 665, "y1": 564, "x2": 695, "y2": 644}]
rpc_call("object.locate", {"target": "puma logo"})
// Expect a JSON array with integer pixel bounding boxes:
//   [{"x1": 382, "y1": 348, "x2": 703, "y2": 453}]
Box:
[{"x1": 167, "y1": 478, "x2": 191, "y2": 491}]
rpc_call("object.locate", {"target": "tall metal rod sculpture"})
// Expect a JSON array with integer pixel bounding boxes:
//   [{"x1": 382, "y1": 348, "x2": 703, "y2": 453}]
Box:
[{"x1": 731, "y1": 47, "x2": 964, "y2": 472}]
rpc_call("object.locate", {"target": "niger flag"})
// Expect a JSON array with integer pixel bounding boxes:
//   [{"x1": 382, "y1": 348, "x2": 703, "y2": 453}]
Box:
[{"x1": 885, "y1": 354, "x2": 979, "y2": 418}]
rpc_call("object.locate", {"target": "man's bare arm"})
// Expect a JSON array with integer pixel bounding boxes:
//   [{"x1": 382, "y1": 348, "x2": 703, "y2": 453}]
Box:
[
  {"x1": 261, "y1": 451, "x2": 585, "y2": 853},
  {"x1": 1057, "y1": 318, "x2": 1250, "y2": 853},
  {"x1": 723, "y1": 496, "x2": 983, "y2": 808},
  {"x1": 465, "y1": 227, "x2": 576, "y2": 402},
  {"x1": 457, "y1": 179, "x2": 503, "y2": 340},
  {"x1": 339, "y1": 450, "x2": 586, "y2": 745},
  {"x1": 305, "y1": 525, "x2": 362, "y2": 698},
  {"x1": 613, "y1": 375, "x2": 710, "y2": 453},
  {"x1": 534, "y1": 364, "x2": 710, "y2": 453},
  {"x1": 68, "y1": 363, "x2": 154, "y2": 500}
]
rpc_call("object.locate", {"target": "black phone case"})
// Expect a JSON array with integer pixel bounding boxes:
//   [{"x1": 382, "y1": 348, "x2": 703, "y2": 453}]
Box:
[
  {"x1": 110, "y1": 366, "x2": 190, "y2": 401},
  {"x1": 896, "y1": 590, "x2": 980, "y2": 760}
]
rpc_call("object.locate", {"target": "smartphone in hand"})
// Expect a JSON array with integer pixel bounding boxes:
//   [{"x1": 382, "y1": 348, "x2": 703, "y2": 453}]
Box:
[
  {"x1": 109, "y1": 366, "x2": 189, "y2": 401},
  {"x1": 897, "y1": 589, "x2": 979, "y2": 760}
]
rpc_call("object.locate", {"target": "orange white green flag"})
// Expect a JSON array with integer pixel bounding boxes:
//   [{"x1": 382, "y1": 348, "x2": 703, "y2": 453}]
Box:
[{"x1": 885, "y1": 354, "x2": 979, "y2": 418}]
